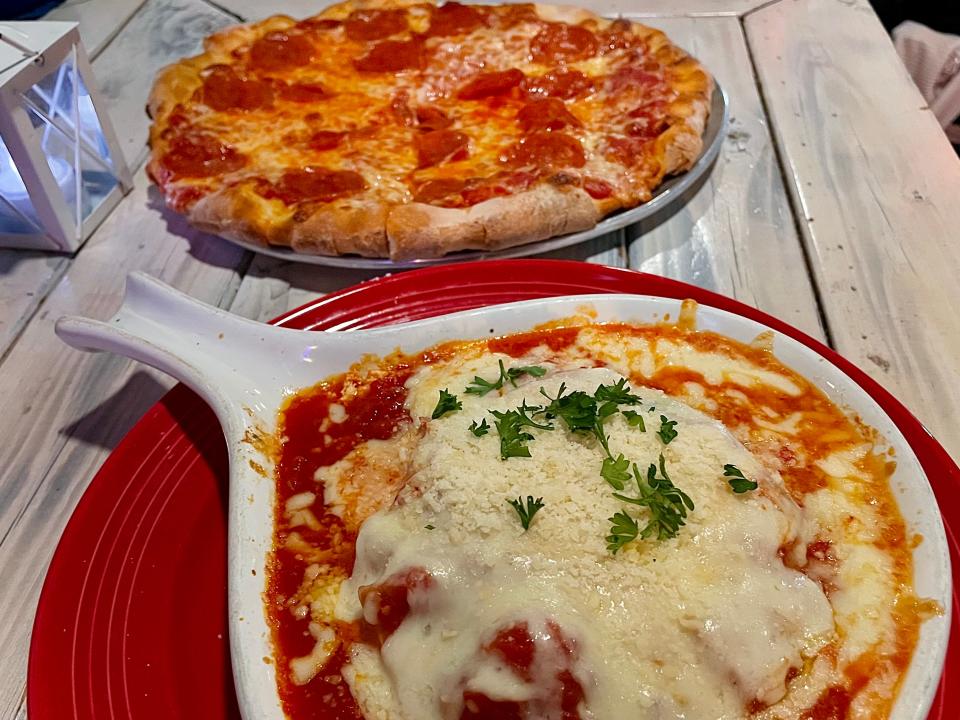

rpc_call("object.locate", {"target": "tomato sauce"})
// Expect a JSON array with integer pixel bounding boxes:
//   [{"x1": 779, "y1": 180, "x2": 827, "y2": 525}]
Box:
[
  {"x1": 266, "y1": 322, "x2": 920, "y2": 720},
  {"x1": 269, "y1": 368, "x2": 413, "y2": 720}
]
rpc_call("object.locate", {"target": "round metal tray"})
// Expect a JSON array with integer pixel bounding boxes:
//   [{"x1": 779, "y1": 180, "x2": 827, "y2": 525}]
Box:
[{"x1": 222, "y1": 84, "x2": 729, "y2": 270}]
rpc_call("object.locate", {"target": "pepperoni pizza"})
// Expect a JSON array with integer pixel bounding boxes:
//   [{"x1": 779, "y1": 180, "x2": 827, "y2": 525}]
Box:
[{"x1": 147, "y1": 0, "x2": 713, "y2": 260}]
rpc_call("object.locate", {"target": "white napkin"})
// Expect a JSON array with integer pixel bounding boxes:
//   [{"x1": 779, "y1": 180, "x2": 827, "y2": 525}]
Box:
[{"x1": 893, "y1": 20, "x2": 960, "y2": 143}]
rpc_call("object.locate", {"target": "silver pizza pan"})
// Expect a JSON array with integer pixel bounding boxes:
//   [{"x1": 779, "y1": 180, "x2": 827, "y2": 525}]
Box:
[{"x1": 221, "y1": 83, "x2": 729, "y2": 270}]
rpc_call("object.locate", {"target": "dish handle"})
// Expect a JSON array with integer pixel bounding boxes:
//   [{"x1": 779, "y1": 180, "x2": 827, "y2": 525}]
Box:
[{"x1": 54, "y1": 272, "x2": 286, "y2": 431}]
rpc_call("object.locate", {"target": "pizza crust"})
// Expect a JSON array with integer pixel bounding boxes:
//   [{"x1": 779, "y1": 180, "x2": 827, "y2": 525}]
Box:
[
  {"x1": 146, "y1": 0, "x2": 715, "y2": 261},
  {"x1": 386, "y1": 184, "x2": 599, "y2": 260}
]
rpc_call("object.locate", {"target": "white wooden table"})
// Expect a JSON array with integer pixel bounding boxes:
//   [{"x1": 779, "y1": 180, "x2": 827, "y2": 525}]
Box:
[{"x1": 2, "y1": 0, "x2": 960, "y2": 715}]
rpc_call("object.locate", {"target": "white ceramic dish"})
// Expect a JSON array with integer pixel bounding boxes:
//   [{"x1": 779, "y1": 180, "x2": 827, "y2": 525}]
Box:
[{"x1": 55, "y1": 272, "x2": 951, "y2": 720}]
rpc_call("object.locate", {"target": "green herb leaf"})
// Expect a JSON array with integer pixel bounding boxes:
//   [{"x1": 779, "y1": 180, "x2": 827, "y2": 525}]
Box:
[
  {"x1": 657, "y1": 415, "x2": 679, "y2": 445},
  {"x1": 606, "y1": 510, "x2": 639, "y2": 553},
  {"x1": 466, "y1": 360, "x2": 548, "y2": 396},
  {"x1": 424, "y1": 524, "x2": 436, "y2": 530},
  {"x1": 594, "y1": 378, "x2": 642, "y2": 405},
  {"x1": 490, "y1": 404, "x2": 552, "y2": 460},
  {"x1": 469, "y1": 418, "x2": 490, "y2": 437},
  {"x1": 622, "y1": 410, "x2": 646, "y2": 431},
  {"x1": 507, "y1": 365, "x2": 547, "y2": 386},
  {"x1": 539, "y1": 385, "x2": 597, "y2": 433},
  {"x1": 601, "y1": 453, "x2": 632, "y2": 490},
  {"x1": 611, "y1": 455, "x2": 693, "y2": 544},
  {"x1": 508, "y1": 495, "x2": 545, "y2": 530},
  {"x1": 432, "y1": 389, "x2": 462, "y2": 419},
  {"x1": 724, "y1": 464, "x2": 759, "y2": 493}
]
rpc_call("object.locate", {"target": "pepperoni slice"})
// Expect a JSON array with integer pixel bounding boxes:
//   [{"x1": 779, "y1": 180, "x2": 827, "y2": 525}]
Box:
[
  {"x1": 427, "y1": 2, "x2": 486, "y2": 37},
  {"x1": 308, "y1": 130, "x2": 345, "y2": 151},
  {"x1": 604, "y1": 135, "x2": 648, "y2": 165},
  {"x1": 517, "y1": 98, "x2": 581, "y2": 132},
  {"x1": 460, "y1": 171, "x2": 536, "y2": 205},
  {"x1": 160, "y1": 132, "x2": 246, "y2": 180},
  {"x1": 583, "y1": 176, "x2": 614, "y2": 199},
  {"x1": 262, "y1": 166, "x2": 365, "y2": 204},
  {"x1": 522, "y1": 69, "x2": 594, "y2": 100},
  {"x1": 504, "y1": 131, "x2": 585, "y2": 169},
  {"x1": 598, "y1": 18, "x2": 641, "y2": 54},
  {"x1": 626, "y1": 116, "x2": 668, "y2": 138},
  {"x1": 297, "y1": 17, "x2": 341, "y2": 32},
  {"x1": 495, "y1": 3, "x2": 539, "y2": 28},
  {"x1": 355, "y1": 38, "x2": 424, "y2": 72},
  {"x1": 416, "y1": 129, "x2": 469, "y2": 168},
  {"x1": 200, "y1": 66, "x2": 273, "y2": 112},
  {"x1": 607, "y1": 65, "x2": 661, "y2": 93},
  {"x1": 248, "y1": 30, "x2": 315, "y2": 71},
  {"x1": 344, "y1": 8, "x2": 409, "y2": 41},
  {"x1": 416, "y1": 105, "x2": 452, "y2": 131},
  {"x1": 277, "y1": 81, "x2": 329, "y2": 103},
  {"x1": 413, "y1": 177, "x2": 466, "y2": 203},
  {"x1": 458, "y1": 69, "x2": 524, "y2": 100},
  {"x1": 530, "y1": 23, "x2": 598, "y2": 64}
]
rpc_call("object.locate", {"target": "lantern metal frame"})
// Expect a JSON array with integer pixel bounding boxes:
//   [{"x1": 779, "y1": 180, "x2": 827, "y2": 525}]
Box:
[{"x1": 0, "y1": 22, "x2": 133, "y2": 251}]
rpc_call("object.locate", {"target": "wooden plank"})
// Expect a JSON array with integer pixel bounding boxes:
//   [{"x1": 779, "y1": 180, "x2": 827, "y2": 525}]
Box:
[
  {"x1": 211, "y1": 0, "x2": 771, "y2": 22},
  {"x1": 90, "y1": 0, "x2": 238, "y2": 168},
  {"x1": 0, "y1": 252, "x2": 68, "y2": 362},
  {"x1": 745, "y1": 0, "x2": 960, "y2": 460},
  {"x1": 0, "y1": 168, "x2": 247, "y2": 720},
  {"x1": 626, "y1": 16, "x2": 825, "y2": 341},
  {"x1": 228, "y1": 231, "x2": 626, "y2": 322},
  {"x1": 43, "y1": 0, "x2": 148, "y2": 58}
]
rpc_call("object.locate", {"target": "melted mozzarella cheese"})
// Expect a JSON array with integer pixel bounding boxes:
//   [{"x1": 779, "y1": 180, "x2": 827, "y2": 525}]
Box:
[{"x1": 335, "y1": 364, "x2": 836, "y2": 720}]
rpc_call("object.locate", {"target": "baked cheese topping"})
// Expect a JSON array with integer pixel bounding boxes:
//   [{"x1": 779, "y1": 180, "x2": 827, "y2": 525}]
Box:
[
  {"x1": 148, "y1": 1, "x2": 709, "y2": 220},
  {"x1": 266, "y1": 310, "x2": 936, "y2": 720}
]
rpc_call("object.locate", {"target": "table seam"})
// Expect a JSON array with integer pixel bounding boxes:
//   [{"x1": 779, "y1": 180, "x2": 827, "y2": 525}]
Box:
[{"x1": 737, "y1": 11, "x2": 836, "y2": 348}]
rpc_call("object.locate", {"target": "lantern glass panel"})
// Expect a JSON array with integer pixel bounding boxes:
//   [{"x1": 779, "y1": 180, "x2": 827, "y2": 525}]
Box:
[
  {"x1": 21, "y1": 54, "x2": 120, "y2": 235},
  {"x1": 0, "y1": 125, "x2": 69, "y2": 236}
]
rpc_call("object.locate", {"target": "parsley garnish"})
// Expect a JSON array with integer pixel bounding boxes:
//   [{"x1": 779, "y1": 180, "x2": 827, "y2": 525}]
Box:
[
  {"x1": 424, "y1": 524, "x2": 435, "y2": 530},
  {"x1": 611, "y1": 454, "x2": 694, "y2": 546},
  {"x1": 469, "y1": 418, "x2": 490, "y2": 437},
  {"x1": 508, "y1": 495, "x2": 545, "y2": 530},
  {"x1": 601, "y1": 453, "x2": 631, "y2": 490},
  {"x1": 724, "y1": 464, "x2": 758, "y2": 493},
  {"x1": 622, "y1": 410, "x2": 646, "y2": 431},
  {"x1": 491, "y1": 403, "x2": 552, "y2": 459},
  {"x1": 657, "y1": 415, "x2": 678, "y2": 445},
  {"x1": 432, "y1": 389, "x2": 462, "y2": 419},
  {"x1": 594, "y1": 378, "x2": 642, "y2": 405},
  {"x1": 606, "y1": 510, "x2": 639, "y2": 553},
  {"x1": 465, "y1": 360, "x2": 547, "y2": 396},
  {"x1": 539, "y1": 384, "x2": 620, "y2": 458}
]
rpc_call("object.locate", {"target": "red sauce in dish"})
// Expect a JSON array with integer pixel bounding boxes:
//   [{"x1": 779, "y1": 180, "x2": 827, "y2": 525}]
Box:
[
  {"x1": 269, "y1": 369, "x2": 413, "y2": 719},
  {"x1": 461, "y1": 622, "x2": 585, "y2": 720},
  {"x1": 265, "y1": 323, "x2": 923, "y2": 720}
]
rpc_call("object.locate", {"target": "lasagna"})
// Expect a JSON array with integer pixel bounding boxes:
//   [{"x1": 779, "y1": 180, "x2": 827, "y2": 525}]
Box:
[{"x1": 265, "y1": 303, "x2": 937, "y2": 720}]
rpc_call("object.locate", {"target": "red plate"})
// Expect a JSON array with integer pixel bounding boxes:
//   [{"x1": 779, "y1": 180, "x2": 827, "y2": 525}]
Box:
[{"x1": 29, "y1": 259, "x2": 959, "y2": 719}]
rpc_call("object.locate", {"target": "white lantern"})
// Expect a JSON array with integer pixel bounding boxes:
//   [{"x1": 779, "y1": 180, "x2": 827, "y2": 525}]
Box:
[{"x1": 0, "y1": 22, "x2": 132, "y2": 251}]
